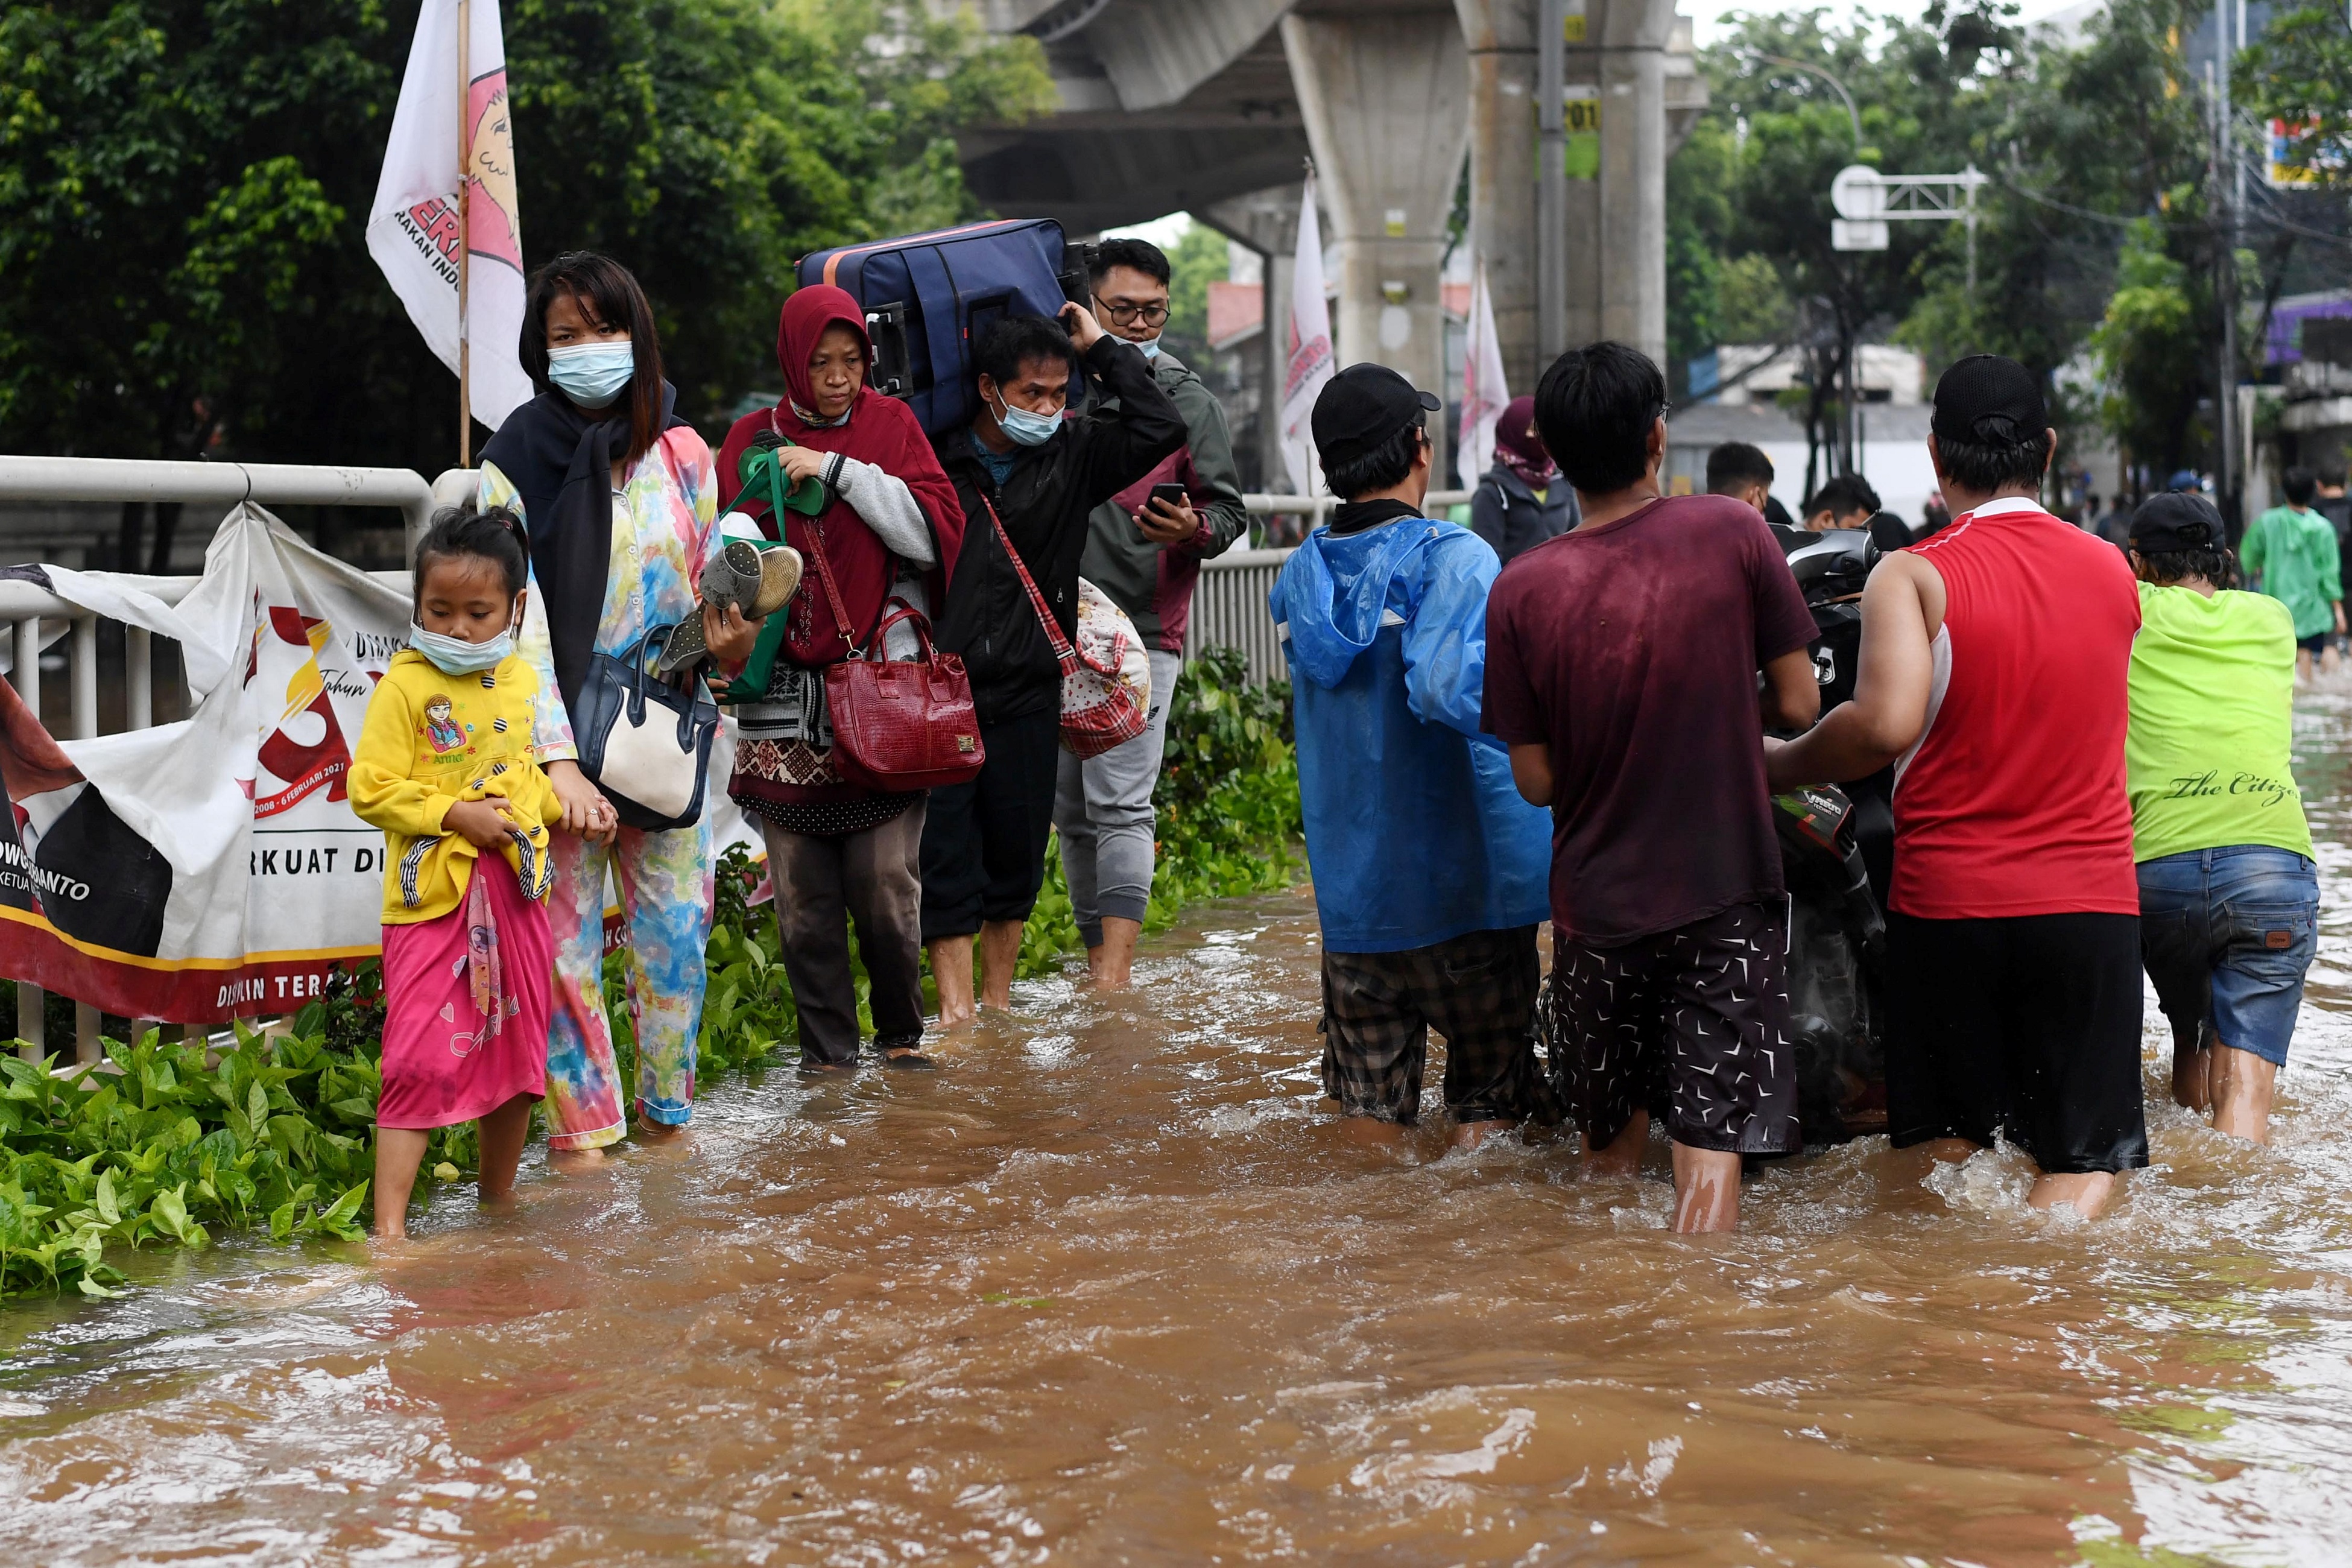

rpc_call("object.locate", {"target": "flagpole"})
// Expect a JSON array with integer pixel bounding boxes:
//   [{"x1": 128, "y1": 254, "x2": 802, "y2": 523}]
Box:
[{"x1": 456, "y1": 0, "x2": 472, "y2": 469}]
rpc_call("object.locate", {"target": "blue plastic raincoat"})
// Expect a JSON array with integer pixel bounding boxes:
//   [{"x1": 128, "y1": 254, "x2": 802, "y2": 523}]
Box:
[{"x1": 1269, "y1": 514, "x2": 1554, "y2": 953}]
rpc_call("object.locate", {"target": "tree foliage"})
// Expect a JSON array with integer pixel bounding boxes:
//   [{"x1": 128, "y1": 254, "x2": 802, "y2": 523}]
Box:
[
  {"x1": 0, "y1": 0, "x2": 1052, "y2": 472},
  {"x1": 2240, "y1": 5, "x2": 2352, "y2": 190},
  {"x1": 1162, "y1": 221, "x2": 1230, "y2": 346},
  {"x1": 1668, "y1": 0, "x2": 2284, "y2": 485}
]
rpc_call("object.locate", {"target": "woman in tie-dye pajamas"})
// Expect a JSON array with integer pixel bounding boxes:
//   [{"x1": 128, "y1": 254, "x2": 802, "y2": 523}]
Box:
[{"x1": 476, "y1": 253, "x2": 750, "y2": 1152}]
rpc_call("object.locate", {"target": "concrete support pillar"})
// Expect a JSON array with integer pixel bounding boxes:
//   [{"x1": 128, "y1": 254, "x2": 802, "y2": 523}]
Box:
[
  {"x1": 1596, "y1": 1, "x2": 1669, "y2": 367},
  {"x1": 1456, "y1": 0, "x2": 1541, "y2": 396},
  {"x1": 1281, "y1": 11, "x2": 1472, "y2": 482}
]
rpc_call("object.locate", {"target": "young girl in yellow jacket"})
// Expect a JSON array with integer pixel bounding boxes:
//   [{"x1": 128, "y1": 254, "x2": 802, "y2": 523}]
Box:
[{"x1": 350, "y1": 505, "x2": 579, "y2": 1239}]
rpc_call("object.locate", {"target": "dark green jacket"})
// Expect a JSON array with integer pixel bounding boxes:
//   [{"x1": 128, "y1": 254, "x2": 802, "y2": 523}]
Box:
[{"x1": 1080, "y1": 348, "x2": 1250, "y2": 653}]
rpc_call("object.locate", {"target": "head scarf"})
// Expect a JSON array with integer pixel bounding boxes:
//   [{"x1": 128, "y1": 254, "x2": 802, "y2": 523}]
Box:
[
  {"x1": 479, "y1": 379, "x2": 688, "y2": 721},
  {"x1": 718, "y1": 286, "x2": 966, "y2": 665},
  {"x1": 1492, "y1": 395, "x2": 1557, "y2": 488}
]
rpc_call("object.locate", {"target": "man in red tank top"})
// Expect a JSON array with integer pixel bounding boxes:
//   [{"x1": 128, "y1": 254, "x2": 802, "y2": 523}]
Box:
[{"x1": 1766, "y1": 356, "x2": 2147, "y2": 1218}]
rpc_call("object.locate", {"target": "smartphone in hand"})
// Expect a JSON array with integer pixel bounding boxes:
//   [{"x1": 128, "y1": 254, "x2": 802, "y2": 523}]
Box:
[{"x1": 1148, "y1": 482, "x2": 1189, "y2": 510}]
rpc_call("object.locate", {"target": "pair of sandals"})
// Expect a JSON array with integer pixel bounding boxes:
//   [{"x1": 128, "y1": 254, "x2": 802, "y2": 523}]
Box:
[{"x1": 654, "y1": 538, "x2": 803, "y2": 677}]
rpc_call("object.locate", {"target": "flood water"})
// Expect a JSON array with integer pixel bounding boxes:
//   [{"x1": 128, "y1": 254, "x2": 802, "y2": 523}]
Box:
[{"x1": 10, "y1": 706, "x2": 2352, "y2": 1566}]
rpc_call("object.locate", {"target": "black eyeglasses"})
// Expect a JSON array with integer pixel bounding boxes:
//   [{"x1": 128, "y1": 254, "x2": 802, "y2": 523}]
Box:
[{"x1": 1095, "y1": 296, "x2": 1171, "y2": 327}]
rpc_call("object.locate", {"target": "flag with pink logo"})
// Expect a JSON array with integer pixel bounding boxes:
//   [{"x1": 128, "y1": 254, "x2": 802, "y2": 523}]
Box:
[
  {"x1": 1456, "y1": 257, "x2": 1509, "y2": 490},
  {"x1": 1279, "y1": 173, "x2": 1336, "y2": 497},
  {"x1": 365, "y1": 0, "x2": 533, "y2": 432}
]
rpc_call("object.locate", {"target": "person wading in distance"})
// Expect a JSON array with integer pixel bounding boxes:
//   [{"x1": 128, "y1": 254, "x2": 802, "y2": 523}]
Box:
[
  {"x1": 1767, "y1": 354, "x2": 2148, "y2": 1218},
  {"x1": 1706, "y1": 441, "x2": 1777, "y2": 519}
]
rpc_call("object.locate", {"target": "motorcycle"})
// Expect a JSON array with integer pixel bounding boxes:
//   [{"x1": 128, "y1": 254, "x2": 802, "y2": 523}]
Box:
[{"x1": 1772, "y1": 526, "x2": 1894, "y2": 1142}]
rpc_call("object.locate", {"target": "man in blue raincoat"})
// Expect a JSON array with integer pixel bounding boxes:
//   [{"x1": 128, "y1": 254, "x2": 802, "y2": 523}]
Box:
[{"x1": 1269, "y1": 364, "x2": 1555, "y2": 1145}]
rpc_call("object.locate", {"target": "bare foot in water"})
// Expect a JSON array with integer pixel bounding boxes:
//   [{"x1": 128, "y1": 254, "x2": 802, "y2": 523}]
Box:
[
  {"x1": 1452, "y1": 1120, "x2": 1516, "y2": 1150},
  {"x1": 546, "y1": 1146, "x2": 610, "y2": 1172},
  {"x1": 1583, "y1": 1109, "x2": 1648, "y2": 1178}
]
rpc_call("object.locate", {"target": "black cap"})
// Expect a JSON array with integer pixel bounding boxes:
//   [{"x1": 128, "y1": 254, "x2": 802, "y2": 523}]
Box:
[
  {"x1": 2128, "y1": 490, "x2": 2224, "y2": 554},
  {"x1": 1930, "y1": 354, "x2": 2048, "y2": 446},
  {"x1": 1312, "y1": 363, "x2": 1442, "y2": 467}
]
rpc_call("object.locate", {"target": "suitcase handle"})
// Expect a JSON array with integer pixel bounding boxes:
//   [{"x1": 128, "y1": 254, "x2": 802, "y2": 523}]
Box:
[{"x1": 864, "y1": 300, "x2": 912, "y2": 397}]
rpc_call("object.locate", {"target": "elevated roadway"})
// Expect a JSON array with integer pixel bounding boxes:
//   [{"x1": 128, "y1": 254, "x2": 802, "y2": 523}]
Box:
[{"x1": 954, "y1": 0, "x2": 1708, "y2": 452}]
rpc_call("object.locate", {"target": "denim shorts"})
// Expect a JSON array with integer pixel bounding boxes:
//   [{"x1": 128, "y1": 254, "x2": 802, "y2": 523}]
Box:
[{"x1": 2137, "y1": 846, "x2": 2321, "y2": 1067}]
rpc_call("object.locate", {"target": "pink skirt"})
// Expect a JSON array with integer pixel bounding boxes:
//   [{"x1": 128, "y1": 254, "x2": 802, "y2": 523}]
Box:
[{"x1": 378, "y1": 860, "x2": 552, "y2": 1131}]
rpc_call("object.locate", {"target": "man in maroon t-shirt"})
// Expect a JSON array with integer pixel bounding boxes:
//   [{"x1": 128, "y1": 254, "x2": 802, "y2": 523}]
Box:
[{"x1": 1483, "y1": 342, "x2": 1821, "y2": 1233}]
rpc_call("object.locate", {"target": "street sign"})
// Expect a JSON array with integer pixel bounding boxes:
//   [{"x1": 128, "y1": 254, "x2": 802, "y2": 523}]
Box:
[
  {"x1": 1830, "y1": 164, "x2": 1883, "y2": 220},
  {"x1": 1832, "y1": 219, "x2": 1889, "y2": 251}
]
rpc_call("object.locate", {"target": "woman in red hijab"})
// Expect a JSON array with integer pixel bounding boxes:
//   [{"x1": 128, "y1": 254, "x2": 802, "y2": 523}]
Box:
[{"x1": 716, "y1": 286, "x2": 966, "y2": 1069}]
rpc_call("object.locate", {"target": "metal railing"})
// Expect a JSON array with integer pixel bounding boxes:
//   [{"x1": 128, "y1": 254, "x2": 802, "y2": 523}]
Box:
[
  {"x1": 0, "y1": 455, "x2": 440, "y2": 557},
  {"x1": 0, "y1": 457, "x2": 437, "y2": 1063},
  {"x1": 1186, "y1": 491, "x2": 1472, "y2": 681}
]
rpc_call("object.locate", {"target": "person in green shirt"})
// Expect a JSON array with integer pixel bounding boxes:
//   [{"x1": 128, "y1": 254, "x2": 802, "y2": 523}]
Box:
[
  {"x1": 2240, "y1": 466, "x2": 2344, "y2": 681},
  {"x1": 2126, "y1": 493, "x2": 2319, "y2": 1145}
]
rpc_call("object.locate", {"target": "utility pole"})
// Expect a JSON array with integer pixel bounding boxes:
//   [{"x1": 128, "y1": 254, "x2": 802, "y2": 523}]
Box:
[
  {"x1": 2212, "y1": 25, "x2": 2239, "y2": 524},
  {"x1": 1537, "y1": 0, "x2": 1567, "y2": 359}
]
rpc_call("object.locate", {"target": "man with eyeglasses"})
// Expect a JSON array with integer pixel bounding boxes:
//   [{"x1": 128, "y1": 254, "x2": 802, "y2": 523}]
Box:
[{"x1": 1052, "y1": 237, "x2": 1249, "y2": 990}]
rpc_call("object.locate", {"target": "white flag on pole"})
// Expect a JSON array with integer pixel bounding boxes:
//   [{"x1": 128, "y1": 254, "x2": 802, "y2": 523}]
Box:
[
  {"x1": 365, "y1": 0, "x2": 533, "y2": 432},
  {"x1": 1279, "y1": 173, "x2": 1336, "y2": 496},
  {"x1": 1457, "y1": 256, "x2": 1510, "y2": 489}
]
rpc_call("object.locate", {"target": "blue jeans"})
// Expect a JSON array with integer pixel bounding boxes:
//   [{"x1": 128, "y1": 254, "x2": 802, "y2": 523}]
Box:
[{"x1": 2137, "y1": 846, "x2": 2319, "y2": 1067}]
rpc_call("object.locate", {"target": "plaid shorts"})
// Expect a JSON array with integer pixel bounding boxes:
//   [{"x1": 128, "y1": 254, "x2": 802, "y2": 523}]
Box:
[
  {"x1": 1319, "y1": 926, "x2": 1549, "y2": 1125},
  {"x1": 1539, "y1": 901, "x2": 1801, "y2": 1155}
]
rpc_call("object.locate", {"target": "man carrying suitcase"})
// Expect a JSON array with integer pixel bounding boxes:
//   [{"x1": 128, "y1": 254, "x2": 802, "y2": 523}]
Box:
[{"x1": 925, "y1": 304, "x2": 1186, "y2": 1024}]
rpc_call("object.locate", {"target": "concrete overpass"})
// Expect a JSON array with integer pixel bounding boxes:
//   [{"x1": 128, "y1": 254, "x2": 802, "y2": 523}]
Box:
[{"x1": 953, "y1": 0, "x2": 1707, "y2": 473}]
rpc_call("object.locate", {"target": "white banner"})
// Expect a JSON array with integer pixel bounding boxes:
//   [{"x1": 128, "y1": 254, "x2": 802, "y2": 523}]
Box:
[
  {"x1": 365, "y1": 0, "x2": 533, "y2": 432},
  {"x1": 1279, "y1": 173, "x2": 1336, "y2": 498},
  {"x1": 1457, "y1": 256, "x2": 1509, "y2": 490}
]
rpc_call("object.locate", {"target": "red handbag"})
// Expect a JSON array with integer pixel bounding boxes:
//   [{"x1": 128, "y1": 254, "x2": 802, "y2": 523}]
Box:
[{"x1": 803, "y1": 523, "x2": 985, "y2": 792}]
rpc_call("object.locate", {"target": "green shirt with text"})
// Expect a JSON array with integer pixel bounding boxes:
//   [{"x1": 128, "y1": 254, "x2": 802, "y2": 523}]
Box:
[{"x1": 2126, "y1": 581, "x2": 2312, "y2": 862}]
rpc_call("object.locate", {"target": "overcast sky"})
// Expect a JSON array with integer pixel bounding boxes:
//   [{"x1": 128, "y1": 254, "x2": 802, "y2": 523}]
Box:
[{"x1": 1684, "y1": 0, "x2": 2086, "y2": 46}]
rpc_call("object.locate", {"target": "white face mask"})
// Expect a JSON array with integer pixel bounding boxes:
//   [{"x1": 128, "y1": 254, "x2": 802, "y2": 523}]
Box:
[
  {"x1": 990, "y1": 391, "x2": 1063, "y2": 447},
  {"x1": 409, "y1": 605, "x2": 520, "y2": 674},
  {"x1": 546, "y1": 338, "x2": 636, "y2": 409}
]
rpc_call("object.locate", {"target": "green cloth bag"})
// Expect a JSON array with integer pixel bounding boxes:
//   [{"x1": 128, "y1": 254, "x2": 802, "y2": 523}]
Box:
[{"x1": 715, "y1": 441, "x2": 826, "y2": 703}]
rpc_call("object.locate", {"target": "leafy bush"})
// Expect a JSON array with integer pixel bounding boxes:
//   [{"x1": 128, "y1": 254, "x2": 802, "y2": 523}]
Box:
[
  {"x1": 0, "y1": 1020, "x2": 425, "y2": 1297},
  {"x1": 0, "y1": 654, "x2": 1304, "y2": 1295}
]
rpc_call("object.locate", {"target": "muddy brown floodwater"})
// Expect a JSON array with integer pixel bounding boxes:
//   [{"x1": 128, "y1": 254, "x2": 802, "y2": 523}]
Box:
[{"x1": 10, "y1": 701, "x2": 2352, "y2": 1566}]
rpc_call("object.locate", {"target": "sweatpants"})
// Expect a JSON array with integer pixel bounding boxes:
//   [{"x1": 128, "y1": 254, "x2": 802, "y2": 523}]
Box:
[
  {"x1": 759, "y1": 803, "x2": 928, "y2": 1066},
  {"x1": 542, "y1": 817, "x2": 713, "y2": 1149},
  {"x1": 1053, "y1": 648, "x2": 1184, "y2": 947}
]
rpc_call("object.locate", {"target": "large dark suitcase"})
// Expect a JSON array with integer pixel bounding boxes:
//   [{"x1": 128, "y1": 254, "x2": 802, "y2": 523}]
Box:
[{"x1": 798, "y1": 218, "x2": 1092, "y2": 436}]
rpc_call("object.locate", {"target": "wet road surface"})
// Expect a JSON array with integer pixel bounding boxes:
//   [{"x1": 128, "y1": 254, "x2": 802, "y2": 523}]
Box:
[{"x1": 7, "y1": 697, "x2": 2352, "y2": 1564}]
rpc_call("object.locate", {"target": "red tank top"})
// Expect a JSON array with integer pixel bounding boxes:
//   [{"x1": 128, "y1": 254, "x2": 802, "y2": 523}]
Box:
[{"x1": 1891, "y1": 498, "x2": 2142, "y2": 918}]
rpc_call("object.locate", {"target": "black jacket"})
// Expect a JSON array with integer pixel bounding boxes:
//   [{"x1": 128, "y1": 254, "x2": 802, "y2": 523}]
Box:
[
  {"x1": 1467, "y1": 464, "x2": 1576, "y2": 564},
  {"x1": 934, "y1": 335, "x2": 1186, "y2": 722}
]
